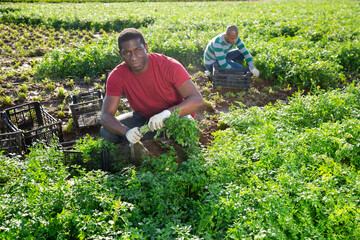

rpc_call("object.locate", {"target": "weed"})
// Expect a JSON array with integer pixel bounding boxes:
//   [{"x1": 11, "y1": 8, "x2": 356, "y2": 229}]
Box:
[
  {"x1": 32, "y1": 95, "x2": 42, "y2": 101},
  {"x1": 19, "y1": 84, "x2": 28, "y2": 93},
  {"x1": 1, "y1": 95, "x2": 12, "y2": 106},
  {"x1": 66, "y1": 78, "x2": 75, "y2": 88},
  {"x1": 235, "y1": 91, "x2": 246, "y2": 98},
  {"x1": 57, "y1": 110, "x2": 65, "y2": 118},
  {"x1": 84, "y1": 76, "x2": 91, "y2": 84},
  {"x1": 224, "y1": 91, "x2": 236, "y2": 98},
  {"x1": 202, "y1": 86, "x2": 210, "y2": 96},
  {"x1": 210, "y1": 114, "x2": 218, "y2": 121},
  {"x1": 204, "y1": 99, "x2": 213, "y2": 108},
  {"x1": 17, "y1": 92, "x2": 27, "y2": 100},
  {"x1": 45, "y1": 83, "x2": 56, "y2": 91},
  {"x1": 206, "y1": 81, "x2": 213, "y2": 88},
  {"x1": 94, "y1": 82, "x2": 104, "y2": 90},
  {"x1": 57, "y1": 87, "x2": 66, "y2": 98},
  {"x1": 187, "y1": 63, "x2": 194, "y2": 71},
  {"x1": 212, "y1": 92, "x2": 223, "y2": 103},
  {"x1": 248, "y1": 87, "x2": 260, "y2": 95},
  {"x1": 63, "y1": 118, "x2": 75, "y2": 133}
]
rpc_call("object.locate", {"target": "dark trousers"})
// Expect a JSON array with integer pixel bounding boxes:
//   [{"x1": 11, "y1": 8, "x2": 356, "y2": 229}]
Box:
[
  {"x1": 205, "y1": 49, "x2": 245, "y2": 73},
  {"x1": 100, "y1": 111, "x2": 157, "y2": 144}
]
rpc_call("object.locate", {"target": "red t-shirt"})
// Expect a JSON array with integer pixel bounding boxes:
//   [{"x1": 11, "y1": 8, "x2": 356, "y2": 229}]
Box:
[{"x1": 106, "y1": 53, "x2": 190, "y2": 119}]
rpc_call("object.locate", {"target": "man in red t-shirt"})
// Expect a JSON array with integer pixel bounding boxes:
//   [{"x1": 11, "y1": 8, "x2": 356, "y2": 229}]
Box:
[{"x1": 100, "y1": 28, "x2": 204, "y2": 145}]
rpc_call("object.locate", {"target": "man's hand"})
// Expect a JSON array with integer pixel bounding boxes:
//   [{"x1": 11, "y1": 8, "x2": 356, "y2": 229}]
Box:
[
  {"x1": 250, "y1": 68, "x2": 260, "y2": 77},
  {"x1": 148, "y1": 110, "x2": 171, "y2": 131},
  {"x1": 126, "y1": 127, "x2": 143, "y2": 144}
]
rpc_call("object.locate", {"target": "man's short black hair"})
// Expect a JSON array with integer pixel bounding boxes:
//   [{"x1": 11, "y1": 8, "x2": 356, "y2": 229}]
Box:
[{"x1": 117, "y1": 28, "x2": 146, "y2": 50}]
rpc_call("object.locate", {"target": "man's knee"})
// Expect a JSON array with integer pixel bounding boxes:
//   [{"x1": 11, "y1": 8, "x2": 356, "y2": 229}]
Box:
[{"x1": 100, "y1": 126, "x2": 126, "y2": 144}]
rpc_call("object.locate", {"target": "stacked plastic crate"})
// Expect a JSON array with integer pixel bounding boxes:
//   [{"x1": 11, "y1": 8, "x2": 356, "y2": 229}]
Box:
[
  {"x1": 69, "y1": 90, "x2": 103, "y2": 129},
  {"x1": 0, "y1": 101, "x2": 63, "y2": 155}
]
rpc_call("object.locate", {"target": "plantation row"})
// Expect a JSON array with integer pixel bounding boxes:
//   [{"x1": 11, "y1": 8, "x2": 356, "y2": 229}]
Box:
[
  {"x1": 0, "y1": 22, "x2": 100, "y2": 59},
  {"x1": 0, "y1": 19, "x2": 110, "y2": 111},
  {"x1": 1, "y1": 0, "x2": 359, "y2": 89},
  {"x1": 1, "y1": 0, "x2": 207, "y2": 2},
  {"x1": 1, "y1": 83, "x2": 360, "y2": 238}
]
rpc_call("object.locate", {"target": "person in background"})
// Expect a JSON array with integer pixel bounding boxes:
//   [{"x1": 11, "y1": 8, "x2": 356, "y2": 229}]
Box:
[
  {"x1": 204, "y1": 24, "x2": 260, "y2": 77},
  {"x1": 100, "y1": 28, "x2": 204, "y2": 149}
]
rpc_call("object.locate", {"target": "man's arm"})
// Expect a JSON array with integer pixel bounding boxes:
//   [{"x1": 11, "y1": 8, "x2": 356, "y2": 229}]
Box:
[
  {"x1": 168, "y1": 79, "x2": 204, "y2": 116},
  {"x1": 147, "y1": 79, "x2": 203, "y2": 131},
  {"x1": 100, "y1": 95, "x2": 130, "y2": 136},
  {"x1": 235, "y1": 37, "x2": 255, "y2": 70}
]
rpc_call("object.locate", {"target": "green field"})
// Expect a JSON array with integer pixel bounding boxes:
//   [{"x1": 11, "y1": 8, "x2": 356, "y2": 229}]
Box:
[
  {"x1": 1, "y1": 0, "x2": 359, "y2": 89},
  {"x1": 1, "y1": 1, "x2": 360, "y2": 239},
  {"x1": 2, "y1": 84, "x2": 360, "y2": 239}
]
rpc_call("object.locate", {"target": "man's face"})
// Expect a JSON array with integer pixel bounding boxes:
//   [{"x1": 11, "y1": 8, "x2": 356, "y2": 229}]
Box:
[
  {"x1": 224, "y1": 32, "x2": 238, "y2": 45},
  {"x1": 119, "y1": 38, "x2": 149, "y2": 75}
]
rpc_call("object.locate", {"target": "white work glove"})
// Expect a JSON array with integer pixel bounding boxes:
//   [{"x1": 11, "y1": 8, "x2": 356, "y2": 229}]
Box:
[
  {"x1": 250, "y1": 68, "x2": 260, "y2": 77},
  {"x1": 148, "y1": 110, "x2": 171, "y2": 131},
  {"x1": 125, "y1": 127, "x2": 143, "y2": 144}
]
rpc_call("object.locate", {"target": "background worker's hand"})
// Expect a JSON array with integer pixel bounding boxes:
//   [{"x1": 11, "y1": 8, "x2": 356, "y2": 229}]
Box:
[
  {"x1": 148, "y1": 110, "x2": 171, "y2": 131},
  {"x1": 250, "y1": 68, "x2": 260, "y2": 77},
  {"x1": 126, "y1": 127, "x2": 143, "y2": 144}
]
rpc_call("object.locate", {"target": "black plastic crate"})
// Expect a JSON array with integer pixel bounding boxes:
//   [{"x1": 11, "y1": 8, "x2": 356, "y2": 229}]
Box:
[
  {"x1": 211, "y1": 66, "x2": 252, "y2": 90},
  {"x1": 0, "y1": 112, "x2": 25, "y2": 155},
  {"x1": 70, "y1": 90, "x2": 103, "y2": 129},
  {"x1": 4, "y1": 101, "x2": 63, "y2": 146},
  {"x1": 61, "y1": 140, "x2": 117, "y2": 172}
]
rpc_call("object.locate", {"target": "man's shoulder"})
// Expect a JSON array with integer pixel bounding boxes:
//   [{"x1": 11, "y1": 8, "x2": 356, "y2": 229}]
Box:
[
  {"x1": 148, "y1": 53, "x2": 188, "y2": 78},
  {"x1": 108, "y1": 62, "x2": 130, "y2": 80},
  {"x1": 149, "y1": 53, "x2": 172, "y2": 61},
  {"x1": 149, "y1": 53, "x2": 182, "y2": 66},
  {"x1": 113, "y1": 62, "x2": 128, "y2": 71},
  {"x1": 213, "y1": 33, "x2": 225, "y2": 43},
  {"x1": 211, "y1": 33, "x2": 227, "y2": 48}
]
